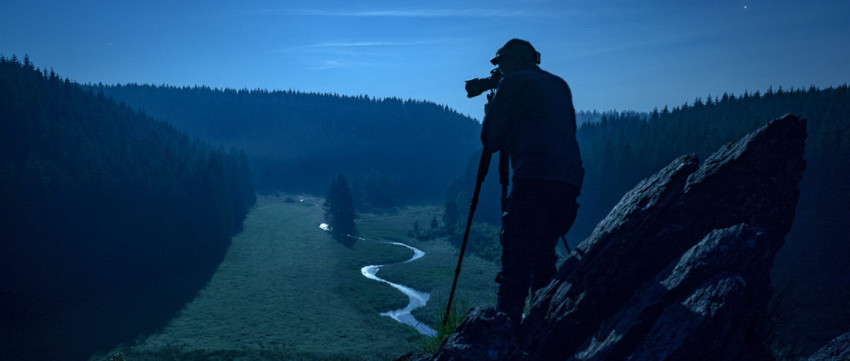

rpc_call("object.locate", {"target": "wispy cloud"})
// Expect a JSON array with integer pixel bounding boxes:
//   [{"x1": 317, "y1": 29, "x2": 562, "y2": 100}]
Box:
[
  {"x1": 308, "y1": 60, "x2": 345, "y2": 70},
  {"x1": 276, "y1": 39, "x2": 454, "y2": 70},
  {"x1": 308, "y1": 39, "x2": 453, "y2": 48},
  {"x1": 271, "y1": 37, "x2": 463, "y2": 55},
  {"x1": 260, "y1": 8, "x2": 570, "y2": 18}
]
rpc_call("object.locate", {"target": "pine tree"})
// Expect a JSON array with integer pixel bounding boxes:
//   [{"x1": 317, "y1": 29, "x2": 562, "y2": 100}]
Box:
[{"x1": 324, "y1": 174, "x2": 357, "y2": 238}]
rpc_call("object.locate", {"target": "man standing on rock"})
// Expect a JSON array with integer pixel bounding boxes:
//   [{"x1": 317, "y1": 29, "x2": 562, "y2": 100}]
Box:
[{"x1": 481, "y1": 39, "x2": 584, "y2": 328}]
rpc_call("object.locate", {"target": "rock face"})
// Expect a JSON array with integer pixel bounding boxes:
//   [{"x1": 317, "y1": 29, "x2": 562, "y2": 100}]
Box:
[
  {"x1": 416, "y1": 308, "x2": 520, "y2": 361},
  {"x1": 807, "y1": 331, "x2": 850, "y2": 361},
  {"x1": 418, "y1": 114, "x2": 807, "y2": 361}
]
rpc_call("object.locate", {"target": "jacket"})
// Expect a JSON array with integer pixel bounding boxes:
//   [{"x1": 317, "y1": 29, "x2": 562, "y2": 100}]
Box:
[{"x1": 481, "y1": 66, "x2": 584, "y2": 188}]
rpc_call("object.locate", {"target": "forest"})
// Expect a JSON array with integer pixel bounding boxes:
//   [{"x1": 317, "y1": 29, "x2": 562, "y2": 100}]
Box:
[
  {"x1": 444, "y1": 85, "x2": 850, "y2": 356},
  {"x1": 89, "y1": 83, "x2": 483, "y2": 208},
  {"x1": 0, "y1": 57, "x2": 256, "y2": 361}
]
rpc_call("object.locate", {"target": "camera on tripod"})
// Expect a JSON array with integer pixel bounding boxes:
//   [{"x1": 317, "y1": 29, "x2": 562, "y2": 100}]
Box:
[{"x1": 465, "y1": 68, "x2": 501, "y2": 98}]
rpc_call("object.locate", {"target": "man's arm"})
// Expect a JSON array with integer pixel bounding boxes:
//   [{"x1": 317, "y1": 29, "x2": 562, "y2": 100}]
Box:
[{"x1": 480, "y1": 77, "x2": 515, "y2": 153}]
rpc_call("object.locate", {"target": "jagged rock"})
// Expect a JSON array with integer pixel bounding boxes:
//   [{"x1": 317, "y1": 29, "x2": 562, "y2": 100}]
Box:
[
  {"x1": 808, "y1": 332, "x2": 850, "y2": 361},
  {"x1": 522, "y1": 153, "x2": 701, "y2": 359},
  {"x1": 416, "y1": 114, "x2": 807, "y2": 361},
  {"x1": 570, "y1": 225, "x2": 775, "y2": 361},
  {"x1": 520, "y1": 114, "x2": 805, "y2": 360}
]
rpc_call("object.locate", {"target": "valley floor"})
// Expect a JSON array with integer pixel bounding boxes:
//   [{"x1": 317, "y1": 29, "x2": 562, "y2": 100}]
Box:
[{"x1": 92, "y1": 196, "x2": 498, "y2": 361}]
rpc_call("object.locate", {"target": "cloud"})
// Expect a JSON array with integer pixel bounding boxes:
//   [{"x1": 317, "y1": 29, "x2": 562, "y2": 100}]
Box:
[
  {"x1": 308, "y1": 59, "x2": 345, "y2": 70},
  {"x1": 308, "y1": 39, "x2": 452, "y2": 48},
  {"x1": 261, "y1": 8, "x2": 568, "y2": 18},
  {"x1": 271, "y1": 37, "x2": 465, "y2": 56},
  {"x1": 288, "y1": 39, "x2": 444, "y2": 70}
]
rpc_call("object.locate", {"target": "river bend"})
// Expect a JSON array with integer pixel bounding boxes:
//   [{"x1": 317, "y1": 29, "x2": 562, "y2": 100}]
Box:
[{"x1": 360, "y1": 242, "x2": 437, "y2": 337}]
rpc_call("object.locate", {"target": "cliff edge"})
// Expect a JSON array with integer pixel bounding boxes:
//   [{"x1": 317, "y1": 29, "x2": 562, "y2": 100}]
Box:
[{"x1": 413, "y1": 114, "x2": 808, "y2": 361}]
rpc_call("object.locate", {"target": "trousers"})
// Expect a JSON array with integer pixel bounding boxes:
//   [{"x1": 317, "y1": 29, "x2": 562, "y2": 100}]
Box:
[{"x1": 496, "y1": 179, "x2": 579, "y2": 328}]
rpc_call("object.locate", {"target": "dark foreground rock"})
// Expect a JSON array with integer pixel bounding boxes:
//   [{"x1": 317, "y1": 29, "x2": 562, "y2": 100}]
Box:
[
  {"x1": 808, "y1": 332, "x2": 850, "y2": 361},
  {"x1": 409, "y1": 308, "x2": 521, "y2": 361},
  {"x1": 413, "y1": 114, "x2": 807, "y2": 361}
]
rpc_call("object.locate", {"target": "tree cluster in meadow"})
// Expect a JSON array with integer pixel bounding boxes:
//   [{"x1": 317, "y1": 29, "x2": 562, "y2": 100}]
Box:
[
  {"x1": 0, "y1": 56, "x2": 256, "y2": 361},
  {"x1": 323, "y1": 174, "x2": 358, "y2": 246}
]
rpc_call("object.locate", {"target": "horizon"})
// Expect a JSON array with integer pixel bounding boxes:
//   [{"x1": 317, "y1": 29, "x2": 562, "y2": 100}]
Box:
[{"x1": 2, "y1": 1, "x2": 849, "y2": 120}]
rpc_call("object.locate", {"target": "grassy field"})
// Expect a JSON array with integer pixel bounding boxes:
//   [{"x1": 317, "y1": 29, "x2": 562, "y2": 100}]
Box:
[{"x1": 94, "y1": 196, "x2": 499, "y2": 361}]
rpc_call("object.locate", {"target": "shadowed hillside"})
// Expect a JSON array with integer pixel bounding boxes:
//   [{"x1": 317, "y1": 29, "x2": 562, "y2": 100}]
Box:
[{"x1": 0, "y1": 56, "x2": 255, "y2": 361}]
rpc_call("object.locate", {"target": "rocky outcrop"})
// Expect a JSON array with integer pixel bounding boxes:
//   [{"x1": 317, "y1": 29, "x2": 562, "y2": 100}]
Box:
[
  {"x1": 416, "y1": 114, "x2": 807, "y2": 361},
  {"x1": 419, "y1": 308, "x2": 520, "y2": 361},
  {"x1": 807, "y1": 332, "x2": 850, "y2": 361},
  {"x1": 566, "y1": 224, "x2": 775, "y2": 361}
]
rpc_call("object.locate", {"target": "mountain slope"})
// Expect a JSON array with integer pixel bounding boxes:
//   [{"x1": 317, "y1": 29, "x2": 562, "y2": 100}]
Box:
[
  {"x1": 0, "y1": 56, "x2": 255, "y2": 361},
  {"x1": 92, "y1": 83, "x2": 482, "y2": 203}
]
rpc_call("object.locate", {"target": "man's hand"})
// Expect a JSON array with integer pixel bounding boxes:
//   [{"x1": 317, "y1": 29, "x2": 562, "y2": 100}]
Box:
[{"x1": 484, "y1": 92, "x2": 496, "y2": 114}]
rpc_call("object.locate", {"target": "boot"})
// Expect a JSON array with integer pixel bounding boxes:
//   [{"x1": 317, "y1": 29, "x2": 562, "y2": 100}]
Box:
[{"x1": 497, "y1": 292, "x2": 525, "y2": 330}]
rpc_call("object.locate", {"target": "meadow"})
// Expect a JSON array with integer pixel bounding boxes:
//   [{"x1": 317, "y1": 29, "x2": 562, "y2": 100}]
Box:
[{"x1": 94, "y1": 196, "x2": 499, "y2": 361}]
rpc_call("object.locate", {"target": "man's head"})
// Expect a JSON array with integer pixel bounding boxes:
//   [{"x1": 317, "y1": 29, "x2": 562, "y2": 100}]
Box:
[{"x1": 490, "y1": 39, "x2": 540, "y2": 74}]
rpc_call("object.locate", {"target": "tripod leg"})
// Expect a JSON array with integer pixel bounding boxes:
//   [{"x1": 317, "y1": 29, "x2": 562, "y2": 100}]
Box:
[
  {"x1": 561, "y1": 236, "x2": 571, "y2": 254},
  {"x1": 443, "y1": 151, "x2": 492, "y2": 327}
]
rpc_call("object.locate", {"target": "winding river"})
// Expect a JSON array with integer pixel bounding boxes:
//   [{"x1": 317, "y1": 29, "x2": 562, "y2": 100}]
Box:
[
  {"x1": 319, "y1": 223, "x2": 437, "y2": 336},
  {"x1": 360, "y1": 242, "x2": 437, "y2": 337},
  {"x1": 319, "y1": 223, "x2": 437, "y2": 337}
]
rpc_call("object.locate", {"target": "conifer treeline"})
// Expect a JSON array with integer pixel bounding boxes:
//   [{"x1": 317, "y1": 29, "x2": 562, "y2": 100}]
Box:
[
  {"x1": 91, "y1": 83, "x2": 482, "y2": 205},
  {"x1": 576, "y1": 87, "x2": 849, "y2": 233},
  {"x1": 0, "y1": 56, "x2": 256, "y2": 361}
]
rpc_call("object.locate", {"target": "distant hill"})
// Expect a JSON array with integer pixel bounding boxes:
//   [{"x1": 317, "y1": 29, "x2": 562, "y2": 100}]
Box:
[
  {"x1": 91, "y1": 83, "x2": 482, "y2": 207},
  {"x1": 0, "y1": 56, "x2": 255, "y2": 361}
]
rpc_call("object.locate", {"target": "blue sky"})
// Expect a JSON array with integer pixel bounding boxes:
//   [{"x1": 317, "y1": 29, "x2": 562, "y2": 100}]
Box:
[{"x1": 2, "y1": 0, "x2": 849, "y2": 120}]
